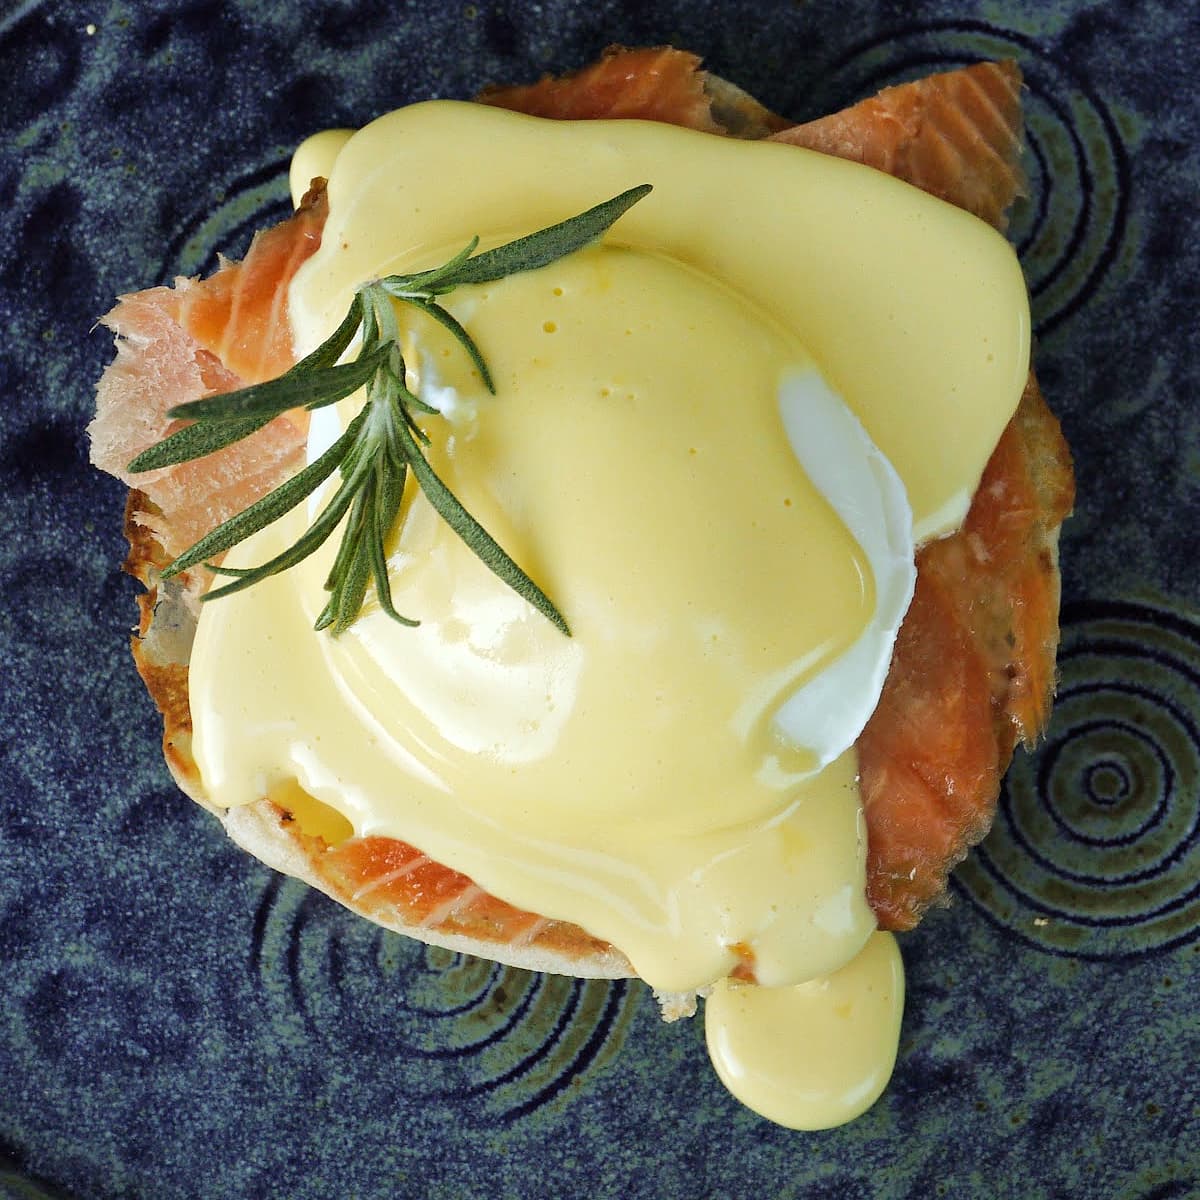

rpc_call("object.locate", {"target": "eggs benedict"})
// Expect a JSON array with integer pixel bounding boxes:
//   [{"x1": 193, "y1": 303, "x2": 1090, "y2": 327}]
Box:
[{"x1": 89, "y1": 49, "x2": 1074, "y2": 1130}]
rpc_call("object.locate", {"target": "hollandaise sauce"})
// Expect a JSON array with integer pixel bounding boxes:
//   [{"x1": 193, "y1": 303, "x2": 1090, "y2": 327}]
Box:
[{"x1": 192, "y1": 102, "x2": 1029, "y2": 1129}]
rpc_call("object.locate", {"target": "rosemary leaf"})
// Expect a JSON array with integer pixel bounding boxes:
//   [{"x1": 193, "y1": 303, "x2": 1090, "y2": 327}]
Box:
[
  {"x1": 293, "y1": 295, "x2": 364, "y2": 373},
  {"x1": 202, "y1": 459, "x2": 368, "y2": 602},
  {"x1": 161, "y1": 407, "x2": 369, "y2": 579},
  {"x1": 206, "y1": 564, "x2": 257, "y2": 578},
  {"x1": 386, "y1": 237, "x2": 480, "y2": 295},
  {"x1": 168, "y1": 347, "x2": 387, "y2": 423},
  {"x1": 448, "y1": 184, "x2": 652, "y2": 286},
  {"x1": 407, "y1": 299, "x2": 495, "y2": 393},
  {"x1": 365, "y1": 451, "x2": 413, "y2": 630},
  {"x1": 128, "y1": 413, "x2": 273, "y2": 473},
  {"x1": 393, "y1": 414, "x2": 570, "y2": 636},
  {"x1": 391, "y1": 370, "x2": 439, "y2": 418},
  {"x1": 388, "y1": 389, "x2": 431, "y2": 447},
  {"x1": 318, "y1": 483, "x2": 374, "y2": 633},
  {"x1": 322, "y1": 475, "x2": 369, "y2": 590}
]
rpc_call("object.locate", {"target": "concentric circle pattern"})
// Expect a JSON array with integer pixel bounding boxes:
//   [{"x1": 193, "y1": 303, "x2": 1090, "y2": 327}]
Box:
[
  {"x1": 7, "y1": 0, "x2": 1199, "y2": 1193},
  {"x1": 248, "y1": 878, "x2": 639, "y2": 1123},
  {"x1": 0, "y1": 1165, "x2": 74, "y2": 1200},
  {"x1": 953, "y1": 600, "x2": 1200, "y2": 958},
  {"x1": 809, "y1": 19, "x2": 1130, "y2": 339}
]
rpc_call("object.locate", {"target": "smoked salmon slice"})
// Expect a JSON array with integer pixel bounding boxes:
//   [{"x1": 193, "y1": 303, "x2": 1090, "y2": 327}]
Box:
[
  {"x1": 88, "y1": 187, "x2": 326, "y2": 560},
  {"x1": 96, "y1": 49, "x2": 1073, "y2": 970},
  {"x1": 175, "y1": 185, "x2": 328, "y2": 386},
  {"x1": 481, "y1": 44, "x2": 791, "y2": 139},
  {"x1": 861, "y1": 377, "x2": 1071, "y2": 928},
  {"x1": 771, "y1": 59, "x2": 1026, "y2": 230},
  {"x1": 479, "y1": 45, "x2": 726, "y2": 132}
]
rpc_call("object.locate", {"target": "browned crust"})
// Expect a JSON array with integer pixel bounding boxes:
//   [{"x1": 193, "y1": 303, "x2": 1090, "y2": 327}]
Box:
[{"x1": 124, "y1": 492, "x2": 201, "y2": 796}]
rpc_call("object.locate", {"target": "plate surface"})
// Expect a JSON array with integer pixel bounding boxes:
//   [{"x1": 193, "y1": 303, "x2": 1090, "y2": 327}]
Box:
[{"x1": 2, "y1": 2, "x2": 1198, "y2": 1197}]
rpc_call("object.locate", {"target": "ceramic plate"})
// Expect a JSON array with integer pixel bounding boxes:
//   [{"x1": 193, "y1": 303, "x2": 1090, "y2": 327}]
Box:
[{"x1": 2, "y1": 1, "x2": 1197, "y2": 1196}]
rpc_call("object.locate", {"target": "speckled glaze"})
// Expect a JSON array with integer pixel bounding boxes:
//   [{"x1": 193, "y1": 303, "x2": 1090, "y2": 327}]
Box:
[{"x1": 2, "y1": 2, "x2": 1197, "y2": 1197}]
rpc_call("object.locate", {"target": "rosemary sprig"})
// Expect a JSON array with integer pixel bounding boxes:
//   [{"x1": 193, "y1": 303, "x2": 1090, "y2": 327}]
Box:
[{"x1": 130, "y1": 183, "x2": 652, "y2": 635}]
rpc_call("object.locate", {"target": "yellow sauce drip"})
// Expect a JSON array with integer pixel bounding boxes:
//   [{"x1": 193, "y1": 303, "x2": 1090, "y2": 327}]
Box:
[
  {"x1": 268, "y1": 778, "x2": 354, "y2": 846},
  {"x1": 706, "y1": 930, "x2": 904, "y2": 1129},
  {"x1": 289, "y1": 128, "x2": 351, "y2": 201},
  {"x1": 190, "y1": 101, "x2": 1030, "y2": 1128}
]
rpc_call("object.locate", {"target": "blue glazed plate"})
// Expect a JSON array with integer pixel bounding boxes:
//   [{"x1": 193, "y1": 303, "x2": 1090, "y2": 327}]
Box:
[{"x1": 2, "y1": 2, "x2": 1197, "y2": 1197}]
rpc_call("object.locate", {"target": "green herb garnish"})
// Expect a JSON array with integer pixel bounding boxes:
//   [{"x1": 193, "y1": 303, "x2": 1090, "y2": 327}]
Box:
[{"x1": 130, "y1": 183, "x2": 652, "y2": 635}]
